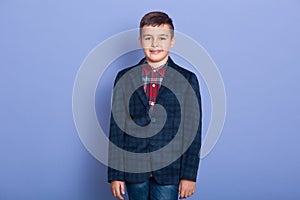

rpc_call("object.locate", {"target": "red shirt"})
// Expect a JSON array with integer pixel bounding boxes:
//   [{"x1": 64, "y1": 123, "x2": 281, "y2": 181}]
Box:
[{"x1": 142, "y1": 62, "x2": 168, "y2": 111}]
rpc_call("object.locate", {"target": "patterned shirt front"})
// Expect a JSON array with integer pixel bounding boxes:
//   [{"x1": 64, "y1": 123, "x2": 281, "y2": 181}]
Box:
[{"x1": 142, "y1": 61, "x2": 168, "y2": 111}]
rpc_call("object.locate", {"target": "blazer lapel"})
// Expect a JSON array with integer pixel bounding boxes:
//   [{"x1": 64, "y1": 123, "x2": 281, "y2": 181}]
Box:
[
  {"x1": 156, "y1": 58, "x2": 177, "y2": 103},
  {"x1": 127, "y1": 64, "x2": 149, "y2": 108},
  {"x1": 127, "y1": 57, "x2": 178, "y2": 107},
  {"x1": 156, "y1": 69, "x2": 171, "y2": 103}
]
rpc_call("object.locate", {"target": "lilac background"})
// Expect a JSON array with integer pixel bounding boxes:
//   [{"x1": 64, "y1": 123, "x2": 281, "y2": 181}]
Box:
[{"x1": 1, "y1": 0, "x2": 299, "y2": 199}]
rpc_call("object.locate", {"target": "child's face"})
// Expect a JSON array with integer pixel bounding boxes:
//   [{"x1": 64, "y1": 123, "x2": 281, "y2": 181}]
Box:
[{"x1": 139, "y1": 24, "x2": 175, "y2": 66}]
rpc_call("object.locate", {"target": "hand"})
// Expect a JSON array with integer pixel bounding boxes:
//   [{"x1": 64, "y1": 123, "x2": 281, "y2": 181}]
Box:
[
  {"x1": 178, "y1": 179, "x2": 196, "y2": 199},
  {"x1": 110, "y1": 180, "x2": 125, "y2": 200}
]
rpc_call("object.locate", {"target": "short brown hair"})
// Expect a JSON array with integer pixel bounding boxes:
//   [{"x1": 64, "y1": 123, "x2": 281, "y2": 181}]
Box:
[{"x1": 139, "y1": 11, "x2": 174, "y2": 36}]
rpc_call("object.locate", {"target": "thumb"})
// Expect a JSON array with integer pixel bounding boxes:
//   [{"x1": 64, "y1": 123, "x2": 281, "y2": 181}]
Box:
[
  {"x1": 121, "y1": 182, "x2": 125, "y2": 195},
  {"x1": 178, "y1": 181, "x2": 182, "y2": 195}
]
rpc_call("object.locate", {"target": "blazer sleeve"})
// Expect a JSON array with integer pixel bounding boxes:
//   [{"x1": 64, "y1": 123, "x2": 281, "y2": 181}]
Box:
[
  {"x1": 179, "y1": 73, "x2": 202, "y2": 182},
  {"x1": 107, "y1": 72, "x2": 126, "y2": 182}
]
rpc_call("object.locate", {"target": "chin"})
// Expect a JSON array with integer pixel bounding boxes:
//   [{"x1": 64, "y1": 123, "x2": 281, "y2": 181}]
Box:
[
  {"x1": 148, "y1": 57, "x2": 165, "y2": 63},
  {"x1": 148, "y1": 55, "x2": 168, "y2": 61}
]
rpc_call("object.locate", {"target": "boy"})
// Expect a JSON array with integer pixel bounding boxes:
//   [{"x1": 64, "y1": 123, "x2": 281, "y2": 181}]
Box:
[{"x1": 108, "y1": 11, "x2": 202, "y2": 200}]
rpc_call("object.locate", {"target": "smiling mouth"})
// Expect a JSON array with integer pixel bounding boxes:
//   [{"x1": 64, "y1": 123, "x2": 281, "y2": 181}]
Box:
[{"x1": 150, "y1": 50, "x2": 163, "y2": 54}]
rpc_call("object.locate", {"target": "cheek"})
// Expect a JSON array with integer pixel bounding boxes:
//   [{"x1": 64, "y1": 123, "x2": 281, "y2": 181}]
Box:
[
  {"x1": 161, "y1": 42, "x2": 172, "y2": 50},
  {"x1": 141, "y1": 41, "x2": 152, "y2": 49}
]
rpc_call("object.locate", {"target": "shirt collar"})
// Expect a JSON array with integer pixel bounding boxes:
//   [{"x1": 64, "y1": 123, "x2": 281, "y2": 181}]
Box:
[{"x1": 143, "y1": 60, "x2": 168, "y2": 75}]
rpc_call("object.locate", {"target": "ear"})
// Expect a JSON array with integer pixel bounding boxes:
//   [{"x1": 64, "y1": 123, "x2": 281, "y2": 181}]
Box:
[
  {"x1": 170, "y1": 36, "x2": 175, "y2": 48},
  {"x1": 138, "y1": 37, "x2": 143, "y2": 48}
]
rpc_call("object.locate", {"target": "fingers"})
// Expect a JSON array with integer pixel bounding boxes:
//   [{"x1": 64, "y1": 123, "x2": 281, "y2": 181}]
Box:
[
  {"x1": 113, "y1": 186, "x2": 124, "y2": 200},
  {"x1": 178, "y1": 181, "x2": 182, "y2": 197},
  {"x1": 178, "y1": 180, "x2": 195, "y2": 199},
  {"x1": 121, "y1": 182, "x2": 125, "y2": 196},
  {"x1": 111, "y1": 181, "x2": 125, "y2": 200},
  {"x1": 179, "y1": 189, "x2": 195, "y2": 199}
]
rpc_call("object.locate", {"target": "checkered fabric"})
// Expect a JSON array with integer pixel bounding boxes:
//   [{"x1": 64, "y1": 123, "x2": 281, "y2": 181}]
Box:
[
  {"x1": 108, "y1": 57, "x2": 202, "y2": 185},
  {"x1": 142, "y1": 62, "x2": 167, "y2": 110}
]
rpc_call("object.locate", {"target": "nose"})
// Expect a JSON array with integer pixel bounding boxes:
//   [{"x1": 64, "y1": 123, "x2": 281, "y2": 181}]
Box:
[{"x1": 151, "y1": 38, "x2": 159, "y2": 47}]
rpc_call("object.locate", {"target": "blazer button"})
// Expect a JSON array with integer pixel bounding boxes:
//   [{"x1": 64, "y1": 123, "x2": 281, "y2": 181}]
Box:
[
  {"x1": 151, "y1": 117, "x2": 156, "y2": 122},
  {"x1": 150, "y1": 140, "x2": 155, "y2": 146}
]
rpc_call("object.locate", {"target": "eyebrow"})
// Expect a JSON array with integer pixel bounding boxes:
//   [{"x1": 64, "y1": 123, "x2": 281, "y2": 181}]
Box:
[{"x1": 143, "y1": 34, "x2": 169, "y2": 37}]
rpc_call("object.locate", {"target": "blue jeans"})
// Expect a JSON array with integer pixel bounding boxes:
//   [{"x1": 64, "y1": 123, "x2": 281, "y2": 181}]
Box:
[{"x1": 126, "y1": 178, "x2": 179, "y2": 200}]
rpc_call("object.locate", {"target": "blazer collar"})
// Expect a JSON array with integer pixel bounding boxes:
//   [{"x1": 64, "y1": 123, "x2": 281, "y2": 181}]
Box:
[
  {"x1": 129, "y1": 56, "x2": 177, "y2": 107},
  {"x1": 126, "y1": 62, "x2": 148, "y2": 108}
]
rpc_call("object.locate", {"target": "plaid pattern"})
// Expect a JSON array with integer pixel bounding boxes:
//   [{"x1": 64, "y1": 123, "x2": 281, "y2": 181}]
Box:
[
  {"x1": 142, "y1": 62, "x2": 167, "y2": 110},
  {"x1": 108, "y1": 57, "x2": 202, "y2": 185}
]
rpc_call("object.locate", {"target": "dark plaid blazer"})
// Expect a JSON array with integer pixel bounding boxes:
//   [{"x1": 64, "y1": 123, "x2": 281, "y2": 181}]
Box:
[{"x1": 108, "y1": 57, "x2": 202, "y2": 185}]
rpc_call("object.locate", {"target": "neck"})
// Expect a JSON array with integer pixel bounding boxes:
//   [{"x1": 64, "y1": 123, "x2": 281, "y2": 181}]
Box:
[{"x1": 146, "y1": 56, "x2": 169, "y2": 68}]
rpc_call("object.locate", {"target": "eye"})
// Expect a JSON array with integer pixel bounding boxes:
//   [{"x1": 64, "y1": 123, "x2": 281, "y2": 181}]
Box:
[
  {"x1": 144, "y1": 37, "x2": 151, "y2": 40},
  {"x1": 159, "y1": 37, "x2": 167, "y2": 40}
]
